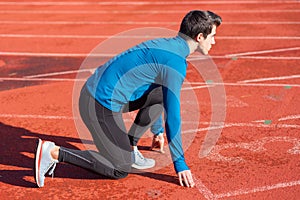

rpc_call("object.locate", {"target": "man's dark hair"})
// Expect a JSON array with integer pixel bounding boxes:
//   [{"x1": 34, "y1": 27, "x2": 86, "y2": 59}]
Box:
[{"x1": 179, "y1": 10, "x2": 222, "y2": 39}]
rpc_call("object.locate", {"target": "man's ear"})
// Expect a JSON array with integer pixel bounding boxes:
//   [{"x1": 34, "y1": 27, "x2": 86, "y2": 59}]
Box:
[{"x1": 195, "y1": 33, "x2": 204, "y2": 42}]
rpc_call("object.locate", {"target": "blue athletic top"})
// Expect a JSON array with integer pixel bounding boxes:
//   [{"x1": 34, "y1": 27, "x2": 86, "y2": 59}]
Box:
[{"x1": 86, "y1": 35, "x2": 190, "y2": 173}]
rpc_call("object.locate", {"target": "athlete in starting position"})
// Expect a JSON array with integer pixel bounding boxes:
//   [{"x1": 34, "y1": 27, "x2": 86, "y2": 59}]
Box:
[{"x1": 34, "y1": 10, "x2": 222, "y2": 188}]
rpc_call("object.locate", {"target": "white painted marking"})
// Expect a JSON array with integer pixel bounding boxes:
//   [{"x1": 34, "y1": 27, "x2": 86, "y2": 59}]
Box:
[
  {"x1": 238, "y1": 74, "x2": 300, "y2": 83},
  {"x1": 183, "y1": 82, "x2": 300, "y2": 88},
  {"x1": 222, "y1": 56, "x2": 300, "y2": 60},
  {"x1": 0, "y1": 77, "x2": 86, "y2": 82},
  {"x1": 1, "y1": 9, "x2": 300, "y2": 14},
  {"x1": 186, "y1": 82, "x2": 300, "y2": 88},
  {"x1": 252, "y1": 120, "x2": 271, "y2": 123},
  {"x1": 207, "y1": 136, "x2": 300, "y2": 163},
  {"x1": 0, "y1": 52, "x2": 112, "y2": 57},
  {"x1": 1, "y1": 34, "x2": 299, "y2": 40},
  {"x1": 0, "y1": 114, "x2": 75, "y2": 120},
  {"x1": 1, "y1": 51, "x2": 300, "y2": 60},
  {"x1": 279, "y1": 114, "x2": 300, "y2": 121},
  {"x1": 1, "y1": 77, "x2": 300, "y2": 88},
  {"x1": 226, "y1": 95, "x2": 249, "y2": 107},
  {"x1": 183, "y1": 123, "x2": 300, "y2": 134},
  {"x1": 217, "y1": 9, "x2": 300, "y2": 13},
  {"x1": 224, "y1": 21, "x2": 300, "y2": 25},
  {"x1": 191, "y1": 55, "x2": 300, "y2": 60},
  {"x1": 226, "y1": 47, "x2": 300, "y2": 57},
  {"x1": 219, "y1": 36, "x2": 300, "y2": 40},
  {"x1": 0, "y1": 34, "x2": 106, "y2": 39},
  {"x1": 0, "y1": 113, "x2": 298, "y2": 130},
  {"x1": 215, "y1": 180, "x2": 300, "y2": 198},
  {"x1": 0, "y1": 20, "x2": 180, "y2": 25},
  {"x1": 0, "y1": 1, "x2": 297, "y2": 6},
  {"x1": 0, "y1": 34, "x2": 163, "y2": 39},
  {"x1": 0, "y1": 20, "x2": 299, "y2": 25},
  {"x1": 182, "y1": 85, "x2": 213, "y2": 90},
  {"x1": 25, "y1": 69, "x2": 92, "y2": 78},
  {"x1": 194, "y1": 177, "x2": 215, "y2": 200}
]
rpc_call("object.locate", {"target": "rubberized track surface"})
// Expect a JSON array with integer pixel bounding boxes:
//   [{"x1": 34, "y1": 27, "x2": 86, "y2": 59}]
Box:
[{"x1": 0, "y1": 1, "x2": 300, "y2": 199}]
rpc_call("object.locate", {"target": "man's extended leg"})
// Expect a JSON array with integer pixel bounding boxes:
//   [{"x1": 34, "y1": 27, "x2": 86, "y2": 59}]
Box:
[{"x1": 35, "y1": 84, "x2": 132, "y2": 187}]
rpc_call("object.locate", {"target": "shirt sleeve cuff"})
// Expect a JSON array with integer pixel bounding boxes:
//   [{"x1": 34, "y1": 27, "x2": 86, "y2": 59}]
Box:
[{"x1": 173, "y1": 160, "x2": 189, "y2": 173}]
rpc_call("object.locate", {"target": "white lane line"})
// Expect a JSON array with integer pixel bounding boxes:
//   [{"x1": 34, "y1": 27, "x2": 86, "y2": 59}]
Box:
[
  {"x1": 0, "y1": 34, "x2": 110, "y2": 39},
  {"x1": 0, "y1": 77, "x2": 86, "y2": 82},
  {"x1": 1, "y1": 77, "x2": 300, "y2": 88},
  {"x1": 190, "y1": 56, "x2": 300, "y2": 60},
  {"x1": 0, "y1": 114, "x2": 75, "y2": 120},
  {"x1": 0, "y1": 52, "x2": 110, "y2": 57},
  {"x1": 185, "y1": 123, "x2": 300, "y2": 133},
  {"x1": 1, "y1": 51, "x2": 300, "y2": 60},
  {"x1": 224, "y1": 21, "x2": 300, "y2": 25},
  {"x1": 1, "y1": 9, "x2": 300, "y2": 14},
  {"x1": 186, "y1": 81, "x2": 300, "y2": 88},
  {"x1": 0, "y1": 20, "x2": 179, "y2": 25},
  {"x1": 222, "y1": 56, "x2": 300, "y2": 60},
  {"x1": 1, "y1": 113, "x2": 299, "y2": 130},
  {"x1": 182, "y1": 85, "x2": 214, "y2": 90},
  {"x1": 0, "y1": 1, "x2": 297, "y2": 5},
  {"x1": 279, "y1": 114, "x2": 300, "y2": 121},
  {"x1": 219, "y1": 36, "x2": 300, "y2": 40},
  {"x1": 0, "y1": 34, "x2": 169, "y2": 39},
  {"x1": 1, "y1": 34, "x2": 299, "y2": 40},
  {"x1": 226, "y1": 47, "x2": 300, "y2": 57},
  {"x1": 25, "y1": 69, "x2": 92, "y2": 78},
  {"x1": 238, "y1": 74, "x2": 300, "y2": 83},
  {"x1": 1, "y1": 20, "x2": 299, "y2": 25},
  {"x1": 196, "y1": 82, "x2": 300, "y2": 88},
  {"x1": 215, "y1": 180, "x2": 300, "y2": 199},
  {"x1": 253, "y1": 114, "x2": 300, "y2": 123}
]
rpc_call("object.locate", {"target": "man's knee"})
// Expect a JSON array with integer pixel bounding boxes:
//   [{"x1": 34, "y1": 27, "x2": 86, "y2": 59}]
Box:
[{"x1": 113, "y1": 169, "x2": 129, "y2": 179}]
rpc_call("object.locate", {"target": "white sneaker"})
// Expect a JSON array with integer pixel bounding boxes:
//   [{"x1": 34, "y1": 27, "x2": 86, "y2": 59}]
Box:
[
  {"x1": 131, "y1": 149, "x2": 155, "y2": 170},
  {"x1": 34, "y1": 139, "x2": 58, "y2": 187}
]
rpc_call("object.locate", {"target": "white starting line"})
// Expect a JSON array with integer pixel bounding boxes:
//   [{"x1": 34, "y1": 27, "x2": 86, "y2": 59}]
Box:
[{"x1": 196, "y1": 178, "x2": 300, "y2": 200}]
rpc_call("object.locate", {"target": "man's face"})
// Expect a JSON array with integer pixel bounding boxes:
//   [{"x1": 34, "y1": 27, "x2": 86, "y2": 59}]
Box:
[{"x1": 197, "y1": 25, "x2": 217, "y2": 55}]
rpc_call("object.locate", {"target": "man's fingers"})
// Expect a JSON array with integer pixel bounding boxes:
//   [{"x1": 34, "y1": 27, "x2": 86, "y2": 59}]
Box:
[
  {"x1": 188, "y1": 173, "x2": 195, "y2": 188},
  {"x1": 178, "y1": 173, "x2": 184, "y2": 186},
  {"x1": 183, "y1": 174, "x2": 190, "y2": 187}
]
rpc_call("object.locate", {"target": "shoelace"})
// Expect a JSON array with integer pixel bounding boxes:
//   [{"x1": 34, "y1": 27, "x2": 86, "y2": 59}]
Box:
[
  {"x1": 135, "y1": 150, "x2": 145, "y2": 161},
  {"x1": 48, "y1": 162, "x2": 57, "y2": 178}
]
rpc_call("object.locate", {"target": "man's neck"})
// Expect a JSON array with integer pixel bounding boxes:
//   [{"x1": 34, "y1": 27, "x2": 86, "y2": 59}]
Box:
[{"x1": 178, "y1": 33, "x2": 198, "y2": 55}]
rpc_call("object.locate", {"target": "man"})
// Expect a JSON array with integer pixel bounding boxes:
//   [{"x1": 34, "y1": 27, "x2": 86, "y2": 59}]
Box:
[{"x1": 34, "y1": 10, "x2": 222, "y2": 188}]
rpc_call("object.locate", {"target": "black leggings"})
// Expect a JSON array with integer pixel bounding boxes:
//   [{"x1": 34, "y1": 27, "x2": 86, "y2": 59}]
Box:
[{"x1": 58, "y1": 84, "x2": 163, "y2": 179}]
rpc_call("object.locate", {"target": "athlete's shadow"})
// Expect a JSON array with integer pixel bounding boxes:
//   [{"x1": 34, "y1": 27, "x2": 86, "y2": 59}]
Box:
[
  {"x1": 133, "y1": 172, "x2": 179, "y2": 186},
  {"x1": 0, "y1": 122, "x2": 107, "y2": 188},
  {"x1": 0, "y1": 122, "x2": 179, "y2": 188}
]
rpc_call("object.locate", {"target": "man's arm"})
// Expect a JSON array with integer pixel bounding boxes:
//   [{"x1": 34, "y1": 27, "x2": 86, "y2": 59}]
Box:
[{"x1": 161, "y1": 65, "x2": 195, "y2": 187}]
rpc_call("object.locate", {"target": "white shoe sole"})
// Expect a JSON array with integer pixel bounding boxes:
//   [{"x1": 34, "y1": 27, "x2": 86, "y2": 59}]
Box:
[
  {"x1": 131, "y1": 162, "x2": 155, "y2": 170},
  {"x1": 34, "y1": 139, "x2": 43, "y2": 187}
]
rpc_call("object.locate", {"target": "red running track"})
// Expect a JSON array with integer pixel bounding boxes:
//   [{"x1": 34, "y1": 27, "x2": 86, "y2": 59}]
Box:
[{"x1": 0, "y1": 0, "x2": 300, "y2": 199}]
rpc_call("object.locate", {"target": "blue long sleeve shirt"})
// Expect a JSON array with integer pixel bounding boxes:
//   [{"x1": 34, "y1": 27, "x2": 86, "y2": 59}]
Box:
[{"x1": 86, "y1": 35, "x2": 190, "y2": 173}]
